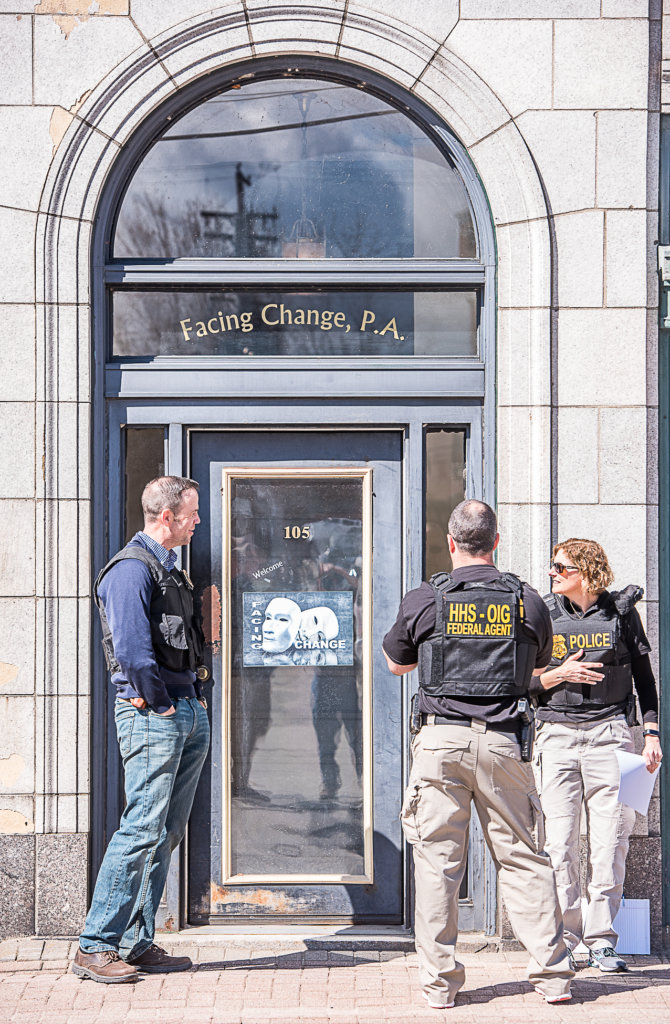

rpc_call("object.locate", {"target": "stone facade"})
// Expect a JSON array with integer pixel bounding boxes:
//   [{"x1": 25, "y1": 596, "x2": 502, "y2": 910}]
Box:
[{"x1": 0, "y1": 0, "x2": 664, "y2": 942}]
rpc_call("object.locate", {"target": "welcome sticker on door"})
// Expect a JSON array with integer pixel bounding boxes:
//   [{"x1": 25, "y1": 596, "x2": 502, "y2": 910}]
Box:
[{"x1": 242, "y1": 591, "x2": 354, "y2": 667}]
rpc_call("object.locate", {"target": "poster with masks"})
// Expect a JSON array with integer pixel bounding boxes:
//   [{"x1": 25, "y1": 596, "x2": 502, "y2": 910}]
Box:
[{"x1": 242, "y1": 591, "x2": 354, "y2": 666}]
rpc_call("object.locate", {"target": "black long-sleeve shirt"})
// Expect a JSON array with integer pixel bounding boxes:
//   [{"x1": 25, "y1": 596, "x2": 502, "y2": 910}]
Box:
[{"x1": 531, "y1": 594, "x2": 658, "y2": 725}]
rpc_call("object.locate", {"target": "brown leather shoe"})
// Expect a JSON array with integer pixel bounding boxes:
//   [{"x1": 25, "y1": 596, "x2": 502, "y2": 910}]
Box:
[
  {"x1": 72, "y1": 947, "x2": 138, "y2": 984},
  {"x1": 126, "y1": 943, "x2": 192, "y2": 973}
]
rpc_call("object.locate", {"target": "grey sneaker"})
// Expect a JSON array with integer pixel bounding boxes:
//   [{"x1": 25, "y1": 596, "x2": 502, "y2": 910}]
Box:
[
  {"x1": 567, "y1": 948, "x2": 578, "y2": 972},
  {"x1": 588, "y1": 946, "x2": 627, "y2": 972}
]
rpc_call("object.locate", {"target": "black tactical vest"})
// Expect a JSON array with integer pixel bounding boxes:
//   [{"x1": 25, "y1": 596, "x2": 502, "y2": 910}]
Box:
[
  {"x1": 537, "y1": 586, "x2": 642, "y2": 711},
  {"x1": 95, "y1": 542, "x2": 206, "y2": 677},
  {"x1": 418, "y1": 573, "x2": 535, "y2": 698}
]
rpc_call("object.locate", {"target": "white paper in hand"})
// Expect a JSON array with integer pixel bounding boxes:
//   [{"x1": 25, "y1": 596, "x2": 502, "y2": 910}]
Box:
[{"x1": 616, "y1": 750, "x2": 657, "y2": 816}]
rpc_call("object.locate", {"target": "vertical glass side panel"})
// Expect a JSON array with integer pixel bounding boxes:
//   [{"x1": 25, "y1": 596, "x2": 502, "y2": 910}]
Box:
[
  {"x1": 424, "y1": 428, "x2": 468, "y2": 897},
  {"x1": 124, "y1": 427, "x2": 166, "y2": 543},
  {"x1": 222, "y1": 468, "x2": 372, "y2": 882},
  {"x1": 424, "y1": 429, "x2": 467, "y2": 581}
]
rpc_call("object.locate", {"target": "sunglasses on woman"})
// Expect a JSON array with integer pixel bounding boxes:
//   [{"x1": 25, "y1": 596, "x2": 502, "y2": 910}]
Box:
[{"x1": 549, "y1": 561, "x2": 580, "y2": 576}]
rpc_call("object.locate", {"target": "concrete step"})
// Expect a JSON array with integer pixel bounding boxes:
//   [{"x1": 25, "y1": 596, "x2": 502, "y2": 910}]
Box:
[
  {"x1": 1, "y1": 929, "x2": 505, "y2": 960},
  {"x1": 156, "y1": 926, "x2": 500, "y2": 954}
]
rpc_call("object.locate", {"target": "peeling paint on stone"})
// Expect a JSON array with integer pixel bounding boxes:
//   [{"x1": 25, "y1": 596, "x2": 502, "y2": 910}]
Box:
[
  {"x1": 49, "y1": 90, "x2": 91, "y2": 153},
  {"x1": 50, "y1": 107, "x2": 73, "y2": 153},
  {"x1": 210, "y1": 882, "x2": 293, "y2": 913},
  {"x1": 0, "y1": 809, "x2": 33, "y2": 834},
  {"x1": 35, "y1": 0, "x2": 128, "y2": 37},
  {"x1": 202, "y1": 585, "x2": 222, "y2": 652},
  {"x1": 34, "y1": 0, "x2": 128, "y2": 14},
  {"x1": 71, "y1": 89, "x2": 90, "y2": 113},
  {"x1": 0, "y1": 663, "x2": 19, "y2": 687},
  {"x1": 52, "y1": 15, "x2": 86, "y2": 38},
  {"x1": 0, "y1": 755, "x2": 25, "y2": 788}
]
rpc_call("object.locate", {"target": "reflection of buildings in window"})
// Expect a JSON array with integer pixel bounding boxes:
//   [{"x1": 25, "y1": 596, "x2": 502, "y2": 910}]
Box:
[
  {"x1": 424, "y1": 430, "x2": 467, "y2": 580},
  {"x1": 230, "y1": 495, "x2": 272, "y2": 804},
  {"x1": 228, "y1": 478, "x2": 364, "y2": 821},
  {"x1": 114, "y1": 79, "x2": 477, "y2": 261}
]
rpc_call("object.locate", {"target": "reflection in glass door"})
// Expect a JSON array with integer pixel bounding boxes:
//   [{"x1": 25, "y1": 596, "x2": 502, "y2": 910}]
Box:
[
  {"x1": 188, "y1": 430, "x2": 404, "y2": 922},
  {"x1": 222, "y1": 469, "x2": 372, "y2": 882}
]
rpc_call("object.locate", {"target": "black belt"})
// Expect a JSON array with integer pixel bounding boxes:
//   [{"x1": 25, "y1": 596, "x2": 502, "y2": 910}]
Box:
[{"x1": 421, "y1": 713, "x2": 518, "y2": 733}]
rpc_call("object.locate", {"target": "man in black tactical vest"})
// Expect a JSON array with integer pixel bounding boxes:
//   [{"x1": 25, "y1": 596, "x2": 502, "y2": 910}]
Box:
[
  {"x1": 383, "y1": 499, "x2": 573, "y2": 1008},
  {"x1": 73, "y1": 477, "x2": 211, "y2": 984}
]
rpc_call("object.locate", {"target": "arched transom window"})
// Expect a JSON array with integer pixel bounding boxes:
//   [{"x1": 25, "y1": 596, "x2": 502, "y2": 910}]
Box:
[{"x1": 106, "y1": 66, "x2": 489, "y2": 364}]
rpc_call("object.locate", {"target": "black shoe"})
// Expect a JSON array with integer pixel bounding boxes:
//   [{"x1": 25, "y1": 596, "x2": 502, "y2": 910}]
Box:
[{"x1": 126, "y1": 943, "x2": 192, "y2": 973}]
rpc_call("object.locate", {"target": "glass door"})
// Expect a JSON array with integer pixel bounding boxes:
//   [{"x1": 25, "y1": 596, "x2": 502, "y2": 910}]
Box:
[
  {"x1": 188, "y1": 430, "x2": 404, "y2": 921},
  {"x1": 223, "y1": 467, "x2": 371, "y2": 882}
]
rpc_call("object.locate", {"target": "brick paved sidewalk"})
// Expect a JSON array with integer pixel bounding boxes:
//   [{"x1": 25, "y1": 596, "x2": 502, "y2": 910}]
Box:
[{"x1": 1, "y1": 940, "x2": 670, "y2": 1024}]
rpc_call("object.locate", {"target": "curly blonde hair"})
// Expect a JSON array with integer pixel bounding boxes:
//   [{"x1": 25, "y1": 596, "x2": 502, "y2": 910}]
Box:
[{"x1": 553, "y1": 538, "x2": 614, "y2": 595}]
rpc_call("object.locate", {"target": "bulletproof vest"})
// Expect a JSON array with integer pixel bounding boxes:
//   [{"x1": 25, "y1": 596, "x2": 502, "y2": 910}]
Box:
[
  {"x1": 94, "y1": 542, "x2": 205, "y2": 677},
  {"x1": 418, "y1": 573, "x2": 535, "y2": 698},
  {"x1": 538, "y1": 586, "x2": 642, "y2": 711}
]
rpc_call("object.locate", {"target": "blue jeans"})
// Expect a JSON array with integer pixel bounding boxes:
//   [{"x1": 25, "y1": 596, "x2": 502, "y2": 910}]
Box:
[{"x1": 79, "y1": 696, "x2": 210, "y2": 958}]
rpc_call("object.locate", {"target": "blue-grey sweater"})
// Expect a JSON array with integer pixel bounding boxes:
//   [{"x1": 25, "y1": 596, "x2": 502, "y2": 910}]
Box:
[{"x1": 97, "y1": 534, "x2": 197, "y2": 713}]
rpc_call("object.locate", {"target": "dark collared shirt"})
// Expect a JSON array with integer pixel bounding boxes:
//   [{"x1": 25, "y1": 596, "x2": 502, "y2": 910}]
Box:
[{"x1": 383, "y1": 565, "x2": 552, "y2": 728}]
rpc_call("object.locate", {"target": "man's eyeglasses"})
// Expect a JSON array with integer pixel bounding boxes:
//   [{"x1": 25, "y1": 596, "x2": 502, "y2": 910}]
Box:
[{"x1": 549, "y1": 561, "x2": 579, "y2": 576}]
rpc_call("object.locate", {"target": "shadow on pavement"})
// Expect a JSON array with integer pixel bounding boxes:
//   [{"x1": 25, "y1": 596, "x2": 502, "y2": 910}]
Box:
[
  {"x1": 457, "y1": 966, "x2": 670, "y2": 1005},
  {"x1": 195, "y1": 950, "x2": 407, "y2": 971}
]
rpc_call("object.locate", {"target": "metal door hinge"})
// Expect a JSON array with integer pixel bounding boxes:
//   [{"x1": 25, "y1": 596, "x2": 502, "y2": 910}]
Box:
[
  {"x1": 659, "y1": 245, "x2": 670, "y2": 285},
  {"x1": 658, "y1": 246, "x2": 670, "y2": 327}
]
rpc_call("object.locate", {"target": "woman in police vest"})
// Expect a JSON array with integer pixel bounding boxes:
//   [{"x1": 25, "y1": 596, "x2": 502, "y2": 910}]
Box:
[{"x1": 533, "y1": 538, "x2": 662, "y2": 974}]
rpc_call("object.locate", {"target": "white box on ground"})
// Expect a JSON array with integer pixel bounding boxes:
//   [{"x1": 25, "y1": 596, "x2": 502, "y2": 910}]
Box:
[{"x1": 573, "y1": 897, "x2": 650, "y2": 955}]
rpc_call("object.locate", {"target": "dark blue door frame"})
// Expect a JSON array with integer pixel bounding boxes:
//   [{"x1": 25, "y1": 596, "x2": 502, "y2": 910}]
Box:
[
  {"x1": 98, "y1": 401, "x2": 492, "y2": 933},
  {"x1": 89, "y1": 55, "x2": 498, "y2": 936},
  {"x1": 657, "y1": 114, "x2": 670, "y2": 938}
]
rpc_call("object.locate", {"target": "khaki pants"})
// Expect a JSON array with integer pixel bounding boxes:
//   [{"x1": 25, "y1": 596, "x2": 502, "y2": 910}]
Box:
[
  {"x1": 401, "y1": 721, "x2": 572, "y2": 1004},
  {"x1": 534, "y1": 716, "x2": 636, "y2": 951}
]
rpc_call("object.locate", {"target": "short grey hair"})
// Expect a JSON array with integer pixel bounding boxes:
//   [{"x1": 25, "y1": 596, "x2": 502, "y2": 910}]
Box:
[
  {"x1": 141, "y1": 476, "x2": 199, "y2": 522},
  {"x1": 448, "y1": 499, "x2": 497, "y2": 556}
]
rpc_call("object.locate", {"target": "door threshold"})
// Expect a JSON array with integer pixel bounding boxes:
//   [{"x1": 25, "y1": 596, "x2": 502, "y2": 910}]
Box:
[
  {"x1": 157, "y1": 925, "x2": 499, "y2": 953},
  {"x1": 160, "y1": 924, "x2": 413, "y2": 949}
]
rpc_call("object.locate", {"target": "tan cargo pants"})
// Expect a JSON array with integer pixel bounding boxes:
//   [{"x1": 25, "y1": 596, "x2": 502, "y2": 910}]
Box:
[
  {"x1": 401, "y1": 720, "x2": 572, "y2": 1004},
  {"x1": 533, "y1": 716, "x2": 636, "y2": 951}
]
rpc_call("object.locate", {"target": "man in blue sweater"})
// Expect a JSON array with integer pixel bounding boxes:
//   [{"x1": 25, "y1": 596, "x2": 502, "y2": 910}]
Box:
[{"x1": 73, "y1": 476, "x2": 210, "y2": 984}]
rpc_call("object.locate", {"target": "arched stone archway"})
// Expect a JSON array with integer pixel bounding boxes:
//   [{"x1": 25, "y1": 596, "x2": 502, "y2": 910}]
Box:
[{"x1": 33, "y1": 2, "x2": 552, "y2": 912}]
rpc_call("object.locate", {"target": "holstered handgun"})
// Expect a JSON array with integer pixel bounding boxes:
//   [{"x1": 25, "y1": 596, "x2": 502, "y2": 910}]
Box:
[
  {"x1": 625, "y1": 693, "x2": 639, "y2": 727},
  {"x1": 410, "y1": 692, "x2": 422, "y2": 735},
  {"x1": 517, "y1": 697, "x2": 535, "y2": 762}
]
